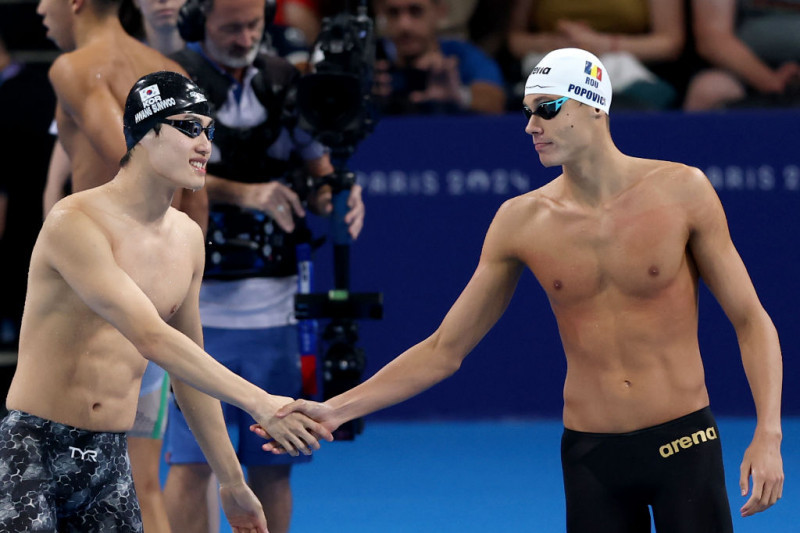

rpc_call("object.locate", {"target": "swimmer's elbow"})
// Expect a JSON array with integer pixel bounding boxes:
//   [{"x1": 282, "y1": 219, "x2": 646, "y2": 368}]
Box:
[
  {"x1": 442, "y1": 356, "x2": 463, "y2": 378},
  {"x1": 731, "y1": 304, "x2": 775, "y2": 337},
  {"x1": 426, "y1": 331, "x2": 465, "y2": 378},
  {"x1": 131, "y1": 326, "x2": 173, "y2": 366}
]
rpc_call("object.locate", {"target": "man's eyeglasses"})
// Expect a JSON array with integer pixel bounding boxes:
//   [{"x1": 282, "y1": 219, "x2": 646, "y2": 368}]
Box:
[
  {"x1": 523, "y1": 96, "x2": 569, "y2": 121},
  {"x1": 160, "y1": 119, "x2": 215, "y2": 141}
]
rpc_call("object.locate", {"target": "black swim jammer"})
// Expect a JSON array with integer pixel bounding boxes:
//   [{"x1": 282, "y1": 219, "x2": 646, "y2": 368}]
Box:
[
  {"x1": 561, "y1": 406, "x2": 733, "y2": 533},
  {"x1": 0, "y1": 409, "x2": 143, "y2": 532}
]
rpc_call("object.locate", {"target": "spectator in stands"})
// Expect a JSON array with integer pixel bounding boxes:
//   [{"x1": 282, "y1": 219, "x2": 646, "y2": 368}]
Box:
[
  {"x1": 120, "y1": 0, "x2": 187, "y2": 55},
  {"x1": 374, "y1": 0, "x2": 506, "y2": 115},
  {"x1": 684, "y1": 0, "x2": 800, "y2": 111},
  {"x1": 506, "y1": 0, "x2": 685, "y2": 110}
]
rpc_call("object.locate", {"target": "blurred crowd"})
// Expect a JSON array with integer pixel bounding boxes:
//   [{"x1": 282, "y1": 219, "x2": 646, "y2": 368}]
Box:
[
  {"x1": 231, "y1": 0, "x2": 800, "y2": 114},
  {"x1": 233, "y1": 0, "x2": 800, "y2": 114},
  {"x1": 2, "y1": 0, "x2": 799, "y2": 117},
  {"x1": 215, "y1": 0, "x2": 800, "y2": 113}
]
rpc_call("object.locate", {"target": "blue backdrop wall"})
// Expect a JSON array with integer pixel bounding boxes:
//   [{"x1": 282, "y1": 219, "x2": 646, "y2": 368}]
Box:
[{"x1": 307, "y1": 109, "x2": 800, "y2": 421}]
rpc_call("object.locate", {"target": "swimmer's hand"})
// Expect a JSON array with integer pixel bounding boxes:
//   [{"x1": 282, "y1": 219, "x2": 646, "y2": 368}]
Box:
[
  {"x1": 254, "y1": 397, "x2": 334, "y2": 456},
  {"x1": 219, "y1": 480, "x2": 268, "y2": 533},
  {"x1": 739, "y1": 430, "x2": 784, "y2": 516},
  {"x1": 251, "y1": 399, "x2": 341, "y2": 454}
]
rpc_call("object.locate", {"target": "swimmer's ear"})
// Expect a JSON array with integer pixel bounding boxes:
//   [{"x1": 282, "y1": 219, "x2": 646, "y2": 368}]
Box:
[{"x1": 71, "y1": 0, "x2": 87, "y2": 14}]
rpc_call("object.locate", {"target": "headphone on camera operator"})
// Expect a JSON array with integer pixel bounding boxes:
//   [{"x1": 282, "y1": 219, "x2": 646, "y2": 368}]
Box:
[{"x1": 177, "y1": 0, "x2": 277, "y2": 43}]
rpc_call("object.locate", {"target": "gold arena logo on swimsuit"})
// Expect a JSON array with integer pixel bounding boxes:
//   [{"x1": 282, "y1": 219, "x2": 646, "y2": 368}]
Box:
[{"x1": 658, "y1": 427, "x2": 717, "y2": 458}]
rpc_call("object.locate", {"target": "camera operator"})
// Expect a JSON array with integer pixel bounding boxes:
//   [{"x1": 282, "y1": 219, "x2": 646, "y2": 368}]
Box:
[
  {"x1": 374, "y1": 0, "x2": 506, "y2": 114},
  {"x1": 161, "y1": 0, "x2": 364, "y2": 532}
]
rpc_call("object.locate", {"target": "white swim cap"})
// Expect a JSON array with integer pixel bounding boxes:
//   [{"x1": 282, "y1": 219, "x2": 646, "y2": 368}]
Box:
[{"x1": 524, "y1": 48, "x2": 612, "y2": 114}]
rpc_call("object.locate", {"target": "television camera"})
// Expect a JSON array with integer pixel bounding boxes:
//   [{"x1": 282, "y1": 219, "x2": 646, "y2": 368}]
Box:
[{"x1": 293, "y1": 1, "x2": 382, "y2": 440}]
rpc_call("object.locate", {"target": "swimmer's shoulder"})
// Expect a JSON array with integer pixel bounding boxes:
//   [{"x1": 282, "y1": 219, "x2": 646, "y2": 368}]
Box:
[
  {"x1": 634, "y1": 157, "x2": 705, "y2": 186},
  {"x1": 34, "y1": 193, "x2": 110, "y2": 271},
  {"x1": 48, "y1": 49, "x2": 117, "y2": 114},
  {"x1": 633, "y1": 158, "x2": 713, "y2": 204},
  {"x1": 168, "y1": 206, "x2": 204, "y2": 238},
  {"x1": 50, "y1": 35, "x2": 185, "y2": 99},
  {"x1": 48, "y1": 51, "x2": 83, "y2": 96},
  {"x1": 167, "y1": 206, "x2": 207, "y2": 260},
  {"x1": 497, "y1": 177, "x2": 564, "y2": 220},
  {"x1": 44, "y1": 192, "x2": 106, "y2": 236}
]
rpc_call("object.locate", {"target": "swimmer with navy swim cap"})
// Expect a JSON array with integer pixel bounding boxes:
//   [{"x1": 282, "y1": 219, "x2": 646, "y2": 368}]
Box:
[
  {"x1": 123, "y1": 70, "x2": 211, "y2": 150},
  {"x1": 524, "y1": 48, "x2": 613, "y2": 114}
]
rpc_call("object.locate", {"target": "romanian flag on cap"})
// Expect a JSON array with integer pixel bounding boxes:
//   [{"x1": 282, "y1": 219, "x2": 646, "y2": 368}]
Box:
[{"x1": 584, "y1": 61, "x2": 602, "y2": 81}]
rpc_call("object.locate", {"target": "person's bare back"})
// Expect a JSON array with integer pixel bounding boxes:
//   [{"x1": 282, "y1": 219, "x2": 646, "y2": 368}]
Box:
[
  {"x1": 50, "y1": 26, "x2": 186, "y2": 192},
  {"x1": 6, "y1": 182, "x2": 201, "y2": 432}
]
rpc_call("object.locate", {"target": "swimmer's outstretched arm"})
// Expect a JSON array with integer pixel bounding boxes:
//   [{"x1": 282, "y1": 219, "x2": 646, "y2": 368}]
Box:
[
  {"x1": 39, "y1": 204, "x2": 332, "y2": 455},
  {"x1": 255, "y1": 199, "x2": 528, "y2": 444}
]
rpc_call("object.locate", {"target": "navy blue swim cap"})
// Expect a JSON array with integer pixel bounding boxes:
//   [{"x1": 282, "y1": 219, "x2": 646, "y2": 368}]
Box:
[{"x1": 123, "y1": 71, "x2": 210, "y2": 150}]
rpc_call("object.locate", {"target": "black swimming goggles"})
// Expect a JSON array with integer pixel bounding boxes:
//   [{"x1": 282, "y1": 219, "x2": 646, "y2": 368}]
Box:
[
  {"x1": 523, "y1": 96, "x2": 569, "y2": 120},
  {"x1": 160, "y1": 118, "x2": 215, "y2": 141}
]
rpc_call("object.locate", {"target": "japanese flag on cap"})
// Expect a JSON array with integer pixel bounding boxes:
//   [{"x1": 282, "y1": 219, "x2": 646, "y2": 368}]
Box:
[{"x1": 524, "y1": 48, "x2": 612, "y2": 114}]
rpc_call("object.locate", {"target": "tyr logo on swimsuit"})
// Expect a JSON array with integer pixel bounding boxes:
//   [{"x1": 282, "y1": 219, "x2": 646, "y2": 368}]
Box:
[{"x1": 69, "y1": 446, "x2": 99, "y2": 462}]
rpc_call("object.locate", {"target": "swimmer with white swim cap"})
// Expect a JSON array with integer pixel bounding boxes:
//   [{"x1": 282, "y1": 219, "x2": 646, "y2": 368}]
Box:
[{"x1": 264, "y1": 48, "x2": 784, "y2": 531}]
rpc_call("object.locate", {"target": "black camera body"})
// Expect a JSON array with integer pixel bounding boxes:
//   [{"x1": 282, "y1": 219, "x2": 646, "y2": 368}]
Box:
[
  {"x1": 293, "y1": 2, "x2": 382, "y2": 441},
  {"x1": 295, "y1": 5, "x2": 376, "y2": 159}
]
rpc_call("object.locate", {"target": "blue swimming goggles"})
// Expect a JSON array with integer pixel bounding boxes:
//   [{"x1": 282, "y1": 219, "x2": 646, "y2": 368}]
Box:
[{"x1": 523, "y1": 96, "x2": 569, "y2": 120}]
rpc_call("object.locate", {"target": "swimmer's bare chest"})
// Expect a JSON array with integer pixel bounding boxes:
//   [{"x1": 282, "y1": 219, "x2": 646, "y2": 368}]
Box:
[
  {"x1": 523, "y1": 198, "x2": 690, "y2": 305},
  {"x1": 106, "y1": 217, "x2": 195, "y2": 319}
]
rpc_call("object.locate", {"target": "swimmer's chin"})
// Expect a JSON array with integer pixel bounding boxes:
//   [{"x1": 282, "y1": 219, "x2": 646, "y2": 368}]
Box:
[{"x1": 537, "y1": 155, "x2": 561, "y2": 168}]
